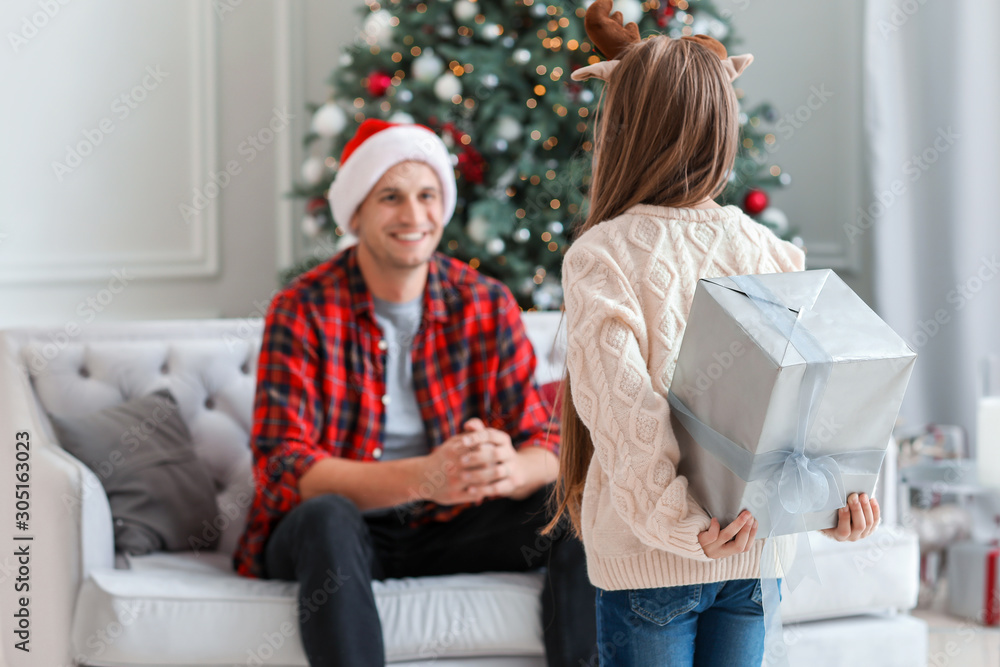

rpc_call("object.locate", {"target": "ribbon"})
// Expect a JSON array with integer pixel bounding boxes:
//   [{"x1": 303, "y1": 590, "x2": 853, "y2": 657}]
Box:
[{"x1": 669, "y1": 274, "x2": 886, "y2": 665}]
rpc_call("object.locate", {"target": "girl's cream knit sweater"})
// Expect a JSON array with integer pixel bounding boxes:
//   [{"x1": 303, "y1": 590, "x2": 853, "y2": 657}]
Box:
[{"x1": 562, "y1": 203, "x2": 806, "y2": 590}]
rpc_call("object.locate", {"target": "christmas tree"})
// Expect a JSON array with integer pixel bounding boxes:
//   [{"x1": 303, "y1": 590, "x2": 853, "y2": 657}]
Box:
[{"x1": 287, "y1": 0, "x2": 797, "y2": 310}]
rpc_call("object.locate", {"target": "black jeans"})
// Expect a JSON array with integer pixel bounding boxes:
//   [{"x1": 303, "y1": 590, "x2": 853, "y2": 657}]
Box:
[{"x1": 264, "y1": 484, "x2": 597, "y2": 667}]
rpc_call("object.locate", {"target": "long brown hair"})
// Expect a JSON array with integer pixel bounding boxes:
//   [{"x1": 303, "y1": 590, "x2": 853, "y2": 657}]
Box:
[{"x1": 544, "y1": 36, "x2": 739, "y2": 537}]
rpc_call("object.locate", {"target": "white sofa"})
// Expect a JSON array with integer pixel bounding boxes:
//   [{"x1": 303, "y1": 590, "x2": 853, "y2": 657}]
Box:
[{"x1": 0, "y1": 314, "x2": 927, "y2": 667}]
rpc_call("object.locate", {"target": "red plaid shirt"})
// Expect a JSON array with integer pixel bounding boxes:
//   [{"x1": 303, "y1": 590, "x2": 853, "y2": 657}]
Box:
[{"x1": 234, "y1": 246, "x2": 559, "y2": 578}]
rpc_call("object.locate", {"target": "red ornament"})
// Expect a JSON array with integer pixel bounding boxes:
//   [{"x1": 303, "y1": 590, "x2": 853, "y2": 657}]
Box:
[
  {"x1": 743, "y1": 189, "x2": 769, "y2": 216},
  {"x1": 657, "y1": 3, "x2": 676, "y2": 27},
  {"x1": 367, "y1": 71, "x2": 392, "y2": 97}
]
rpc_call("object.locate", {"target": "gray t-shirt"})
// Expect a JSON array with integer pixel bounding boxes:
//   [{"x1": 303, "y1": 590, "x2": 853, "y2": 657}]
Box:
[{"x1": 372, "y1": 294, "x2": 428, "y2": 461}]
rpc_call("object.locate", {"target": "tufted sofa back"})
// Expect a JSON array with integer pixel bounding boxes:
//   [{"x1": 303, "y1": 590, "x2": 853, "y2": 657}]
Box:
[{"x1": 9, "y1": 313, "x2": 567, "y2": 556}]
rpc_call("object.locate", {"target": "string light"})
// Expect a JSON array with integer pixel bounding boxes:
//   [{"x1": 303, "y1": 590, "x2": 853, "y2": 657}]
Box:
[
  {"x1": 743, "y1": 138, "x2": 754, "y2": 148},
  {"x1": 550, "y1": 199, "x2": 561, "y2": 209},
  {"x1": 536, "y1": 65, "x2": 547, "y2": 75},
  {"x1": 548, "y1": 242, "x2": 559, "y2": 251},
  {"x1": 526, "y1": 99, "x2": 537, "y2": 109},
  {"x1": 530, "y1": 174, "x2": 541, "y2": 184},
  {"x1": 764, "y1": 133, "x2": 776, "y2": 145},
  {"x1": 530, "y1": 130, "x2": 542, "y2": 141},
  {"x1": 568, "y1": 39, "x2": 579, "y2": 50},
  {"x1": 470, "y1": 258, "x2": 480, "y2": 269},
  {"x1": 448, "y1": 240, "x2": 459, "y2": 250},
  {"x1": 411, "y1": 46, "x2": 421, "y2": 56},
  {"x1": 770, "y1": 165, "x2": 782, "y2": 176}
]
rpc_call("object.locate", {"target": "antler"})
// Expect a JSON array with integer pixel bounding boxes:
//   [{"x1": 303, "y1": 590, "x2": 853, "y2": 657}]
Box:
[{"x1": 584, "y1": 0, "x2": 640, "y2": 61}]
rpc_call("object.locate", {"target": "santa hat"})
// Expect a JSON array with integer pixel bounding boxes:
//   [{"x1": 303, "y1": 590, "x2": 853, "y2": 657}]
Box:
[{"x1": 329, "y1": 119, "x2": 457, "y2": 229}]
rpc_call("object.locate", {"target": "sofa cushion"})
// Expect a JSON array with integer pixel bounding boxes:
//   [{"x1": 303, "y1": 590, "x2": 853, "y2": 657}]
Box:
[
  {"x1": 71, "y1": 552, "x2": 545, "y2": 666},
  {"x1": 49, "y1": 389, "x2": 220, "y2": 555},
  {"x1": 780, "y1": 527, "x2": 920, "y2": 623}
]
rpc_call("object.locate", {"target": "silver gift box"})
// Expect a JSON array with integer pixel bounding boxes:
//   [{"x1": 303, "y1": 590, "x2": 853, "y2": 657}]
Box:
[{"x1": 671, "y1": 269, "x2": 917, "y2": 535}]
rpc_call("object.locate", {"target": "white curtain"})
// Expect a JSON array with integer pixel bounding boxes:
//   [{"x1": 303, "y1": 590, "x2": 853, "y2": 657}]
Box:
[{"x1": 863, "y1": 0, "x2": 1000, "y2": 453}]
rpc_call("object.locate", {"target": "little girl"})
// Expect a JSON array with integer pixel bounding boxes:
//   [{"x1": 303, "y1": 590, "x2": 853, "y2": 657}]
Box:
[{"x1": 547, "y1": 2, "x2": 879, "y2": 665}]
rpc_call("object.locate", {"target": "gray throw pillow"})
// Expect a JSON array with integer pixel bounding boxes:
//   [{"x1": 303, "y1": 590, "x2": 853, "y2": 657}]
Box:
[{"x1": 49, "y1": 389, "x2": 220, "y2": 555}]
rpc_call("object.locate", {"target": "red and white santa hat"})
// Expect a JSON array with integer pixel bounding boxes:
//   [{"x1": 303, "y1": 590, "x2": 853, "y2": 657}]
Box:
[{"x1": 329, "y1": 119, "x2": 457, "y2": 229}]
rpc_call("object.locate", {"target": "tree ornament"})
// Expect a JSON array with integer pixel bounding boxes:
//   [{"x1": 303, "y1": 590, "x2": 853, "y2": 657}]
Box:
[
  {"x1": 513, "y1": 49, "x2": 531, "y2": 65},
  {"x1": 486, "y1": 238, "x2": 506, "y2": 255},
  {"x1": 481, "y1": 23, "x2": 502, "y2": 40},
  {"x1": 434, "y1": 73, "x2": 462, "y2": 101},
  {"x1": 388, "y1": 111, "x2": 415, "y2": 124},
  {"x1": 412, "y1": 51, "x2": 444, "y2": 82},
  {"x1": 547, "y1": 221, "x2": 564, "y2": 235},
  {"x1": 362, "y1": 10, "x2": 394, "y2": 48},
  {"x1": 366, "y1": 71, "x2": 392, "y2": 97},
  {"x1": 453, "y1": 0, "x2": 478, "y2": 22},
  {"x1": 494, "y1": 116, "x2": 523, "y2": 141},
  {"x1": 301, "y1": 156, "x2": 325, "y2": 185},
  {"x1": 311, "y1": 103, "x2": 347, "y2": 137},
  {"x1": 758, "y1": 207, "x2": 789, "y2": 235},
  {"x1": 491, "y1": 138, "x2": 508, "y2": 152},
  {"x1": 513, "y1": 228, "x2": 530, "y2": 243},
  {"x1": 743, "y1": 189, "x2": 769, "y2": 216},
  {"x1": 482, "y1": 73, "x2": 499, "y2": 88},
  {"x1": 613, "y1": 0, "x2": 643, "y2": 25},
  {"x1": 302, "y1": 214, "x2": 322, "y2": 238},
  {"x1": 467, "y1": 216, "x2": 491, "y2": 244},
  {"x1": 396, "y1": 88, "x2": 413, "y2": 103}
]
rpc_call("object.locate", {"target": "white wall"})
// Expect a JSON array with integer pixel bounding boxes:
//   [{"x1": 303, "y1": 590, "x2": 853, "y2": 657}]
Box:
[{"x1": 0, "y1": 0, "x2": 872, "y2": 331}]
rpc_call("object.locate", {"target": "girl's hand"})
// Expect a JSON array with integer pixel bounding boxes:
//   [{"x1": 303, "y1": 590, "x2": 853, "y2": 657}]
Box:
[
  {"x1": 820, "y1": 493, "x2": 879, "y2": 541},
  {"x1": 698, "y1": 510, "x2": 758, "y2": 559}
]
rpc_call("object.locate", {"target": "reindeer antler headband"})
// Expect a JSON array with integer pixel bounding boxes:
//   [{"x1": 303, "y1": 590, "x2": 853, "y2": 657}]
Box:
[{"x1": 570, "y1": 0, "x2": 753, "y2": 83}]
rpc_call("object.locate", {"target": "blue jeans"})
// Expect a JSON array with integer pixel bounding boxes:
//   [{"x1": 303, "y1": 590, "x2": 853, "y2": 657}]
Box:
[{"x1": 593, "y1": 579, "x2": 766, "y2": 667}]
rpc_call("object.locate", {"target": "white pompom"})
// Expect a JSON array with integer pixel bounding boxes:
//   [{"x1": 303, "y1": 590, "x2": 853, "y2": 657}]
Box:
[
  {"x1": 412, "y1": 51, "x2": 444, "y2": 83},
  {"x1": 494, "y1": 116, "x2": 522, "y2": 141},
  {"x1": 758, "y1": 207, "x2": 789, "y2": 235},
  {"x1": 434, "y1": 73, "x2": 462, "y2": 102},
  {"x1": 467, "y1": 216, "x2": 491, "y2": 244},
  {"x1": 301, "y1": 157, "x2": 325, "y2": 185},
  {"x1": 337, "y1": 229, "x2": 358, "y2": 250},
  {"x1": 453, "y1": 0, "x2": 478, "y2": 22},
  {"x1": 311, "y1": 103, "x2": 347, "y2": 138}
]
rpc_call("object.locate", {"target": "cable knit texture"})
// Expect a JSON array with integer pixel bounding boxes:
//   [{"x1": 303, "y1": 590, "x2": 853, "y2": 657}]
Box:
[{"x1": 562, "y1": 203, "x2": 806, "y2": 590}]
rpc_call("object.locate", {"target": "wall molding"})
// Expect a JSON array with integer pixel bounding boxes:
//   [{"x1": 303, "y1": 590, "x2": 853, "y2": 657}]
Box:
[{"x1": 0, "y1": 0, "x2": 220, "y2": 285}]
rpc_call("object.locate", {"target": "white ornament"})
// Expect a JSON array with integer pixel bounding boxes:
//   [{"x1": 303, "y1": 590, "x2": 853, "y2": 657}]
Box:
[
  {"x1": 547, "y1": 221, "x2": 564, "y2": 235},
  {"x1": 362, "y1": 10, "x2": 394, "y2": 48},
  {"x1": 453, "y1": 0, "x2": 478, "y2": 22},
  {"x1": 513, "y1": 228, "x2": 530, "y2": 243},
  {"x1": 758, "y1": 207, "x2": 789, "y2": 235},
  {"x1": 412, "y1": 51, "x2": 444, "y2": 83},
  {"x1": 482, "y1": 73, "x2": 499, "y2": 88},
  {"x1": 301, "y1": 157, "x2": 325, "y2": 185},
  {"x1": 486, "y1": 238, "x2": 505, "y2": 255},
  {"x1": 396, "y1": 89, "x2": 413, "y2": 103},
  {"x1": 467, "y1": 216, "x2": 491, "y2": 244},
  {"x1": 434, "y1": 73, "x2": 462, "y2": 102},
  {"x1": 513, "y1": 49, "x2": 531, "y2": 65},
  {"x1": 779, "y1": 173, "x2": 792, "y2": 185},
  {"x1": 592, "y1": 0, "x2": 640, "y2": 25},
  {"x1": 578, "y1": 89, "x2": 594, "y2": 104},
  {"x1": 311, "y1": 103, "x2": 347, "y2": 138},
  {"x1": 388, "y1": 111, "x2": 415, "y2": 124},
  {"x1": 302, "y1": 215, "x2": 321, "y2": 238},
  {"x1": 339, "y1": 53, "x2": 353, "y2": 67},
  {"x1": 533, "y1": 278, "x2": 563, "y2": 310},
  {"x1": 481, "y1": 23, "x2": 501, "y2": 40},
  {"x1": 495, "y1": 116, "x2": 523, "y2": 141}
]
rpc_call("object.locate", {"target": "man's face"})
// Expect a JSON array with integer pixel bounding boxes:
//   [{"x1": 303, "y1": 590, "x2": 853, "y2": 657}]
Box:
[{"x1": 350, "y1": 161, "x2": 445, "y2": 271}]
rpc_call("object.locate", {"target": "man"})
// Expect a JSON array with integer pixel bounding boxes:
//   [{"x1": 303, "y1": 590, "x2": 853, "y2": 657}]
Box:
[{"x1": 234, "y1": 120, "x2": 596, "y2": 667}]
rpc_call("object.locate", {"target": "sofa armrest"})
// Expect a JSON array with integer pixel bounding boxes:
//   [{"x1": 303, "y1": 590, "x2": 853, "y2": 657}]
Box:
[{"x1": 0, "y1": 333, "x2": 115, "y2": 667}]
